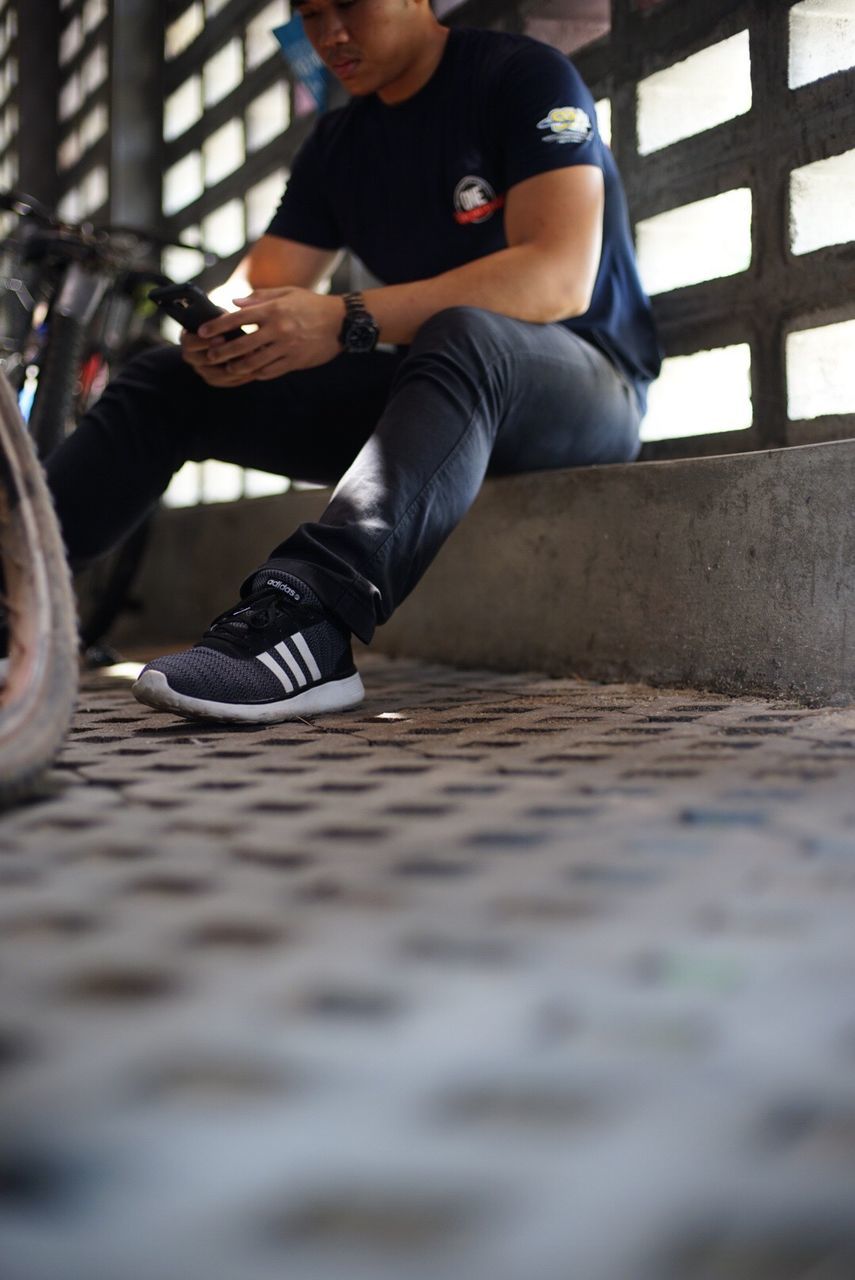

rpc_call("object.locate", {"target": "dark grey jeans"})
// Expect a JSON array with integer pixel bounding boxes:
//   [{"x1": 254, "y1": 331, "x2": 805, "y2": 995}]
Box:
[{"x1": 47, "y1": 306, "x2": 643, "y2": 642}]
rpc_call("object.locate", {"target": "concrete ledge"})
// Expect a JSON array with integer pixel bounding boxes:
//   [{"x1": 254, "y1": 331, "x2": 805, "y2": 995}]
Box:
[{"x1": 114, "y1": 440, "x2": 855, "y2": 703}]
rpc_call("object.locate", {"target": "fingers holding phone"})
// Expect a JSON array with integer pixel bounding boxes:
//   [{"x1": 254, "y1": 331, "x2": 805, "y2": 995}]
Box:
[
  {"x1": 151, "y1": 280, "x2": 342, "y2": 383},
  {"x1": 149, "y1": 282, "x2": 255, "y2": 387},
  {"x1": 179, "y1": 329, "x2": 254, "y2": 388}
]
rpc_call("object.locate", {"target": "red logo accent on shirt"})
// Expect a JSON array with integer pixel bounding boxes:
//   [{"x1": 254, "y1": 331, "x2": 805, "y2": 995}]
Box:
[
  {"x1": 454, "y1": 194, "x2": 506, "y2": 225},
  {"x1": 453, "y1": 175, "x2": 505, "y2": 226}
]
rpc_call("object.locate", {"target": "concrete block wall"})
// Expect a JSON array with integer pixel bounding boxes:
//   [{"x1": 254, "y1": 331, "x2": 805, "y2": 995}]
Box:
[{"x1": 113, "y1": 439, "x2": 855, "y2": 704}]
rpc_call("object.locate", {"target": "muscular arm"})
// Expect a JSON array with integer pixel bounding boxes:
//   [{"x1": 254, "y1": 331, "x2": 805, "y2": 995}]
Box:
[
  {"x1": 199, "y1": 165, "x2": 604, "y2": 381},
  {"x1": 364, "y1": 165, "x2": 604, "y2": 342}
]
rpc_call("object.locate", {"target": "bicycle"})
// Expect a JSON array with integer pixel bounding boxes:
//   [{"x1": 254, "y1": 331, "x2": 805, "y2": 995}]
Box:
[
  {"x1": 0, "y1": 367, "x2": 78, "y2": 806},
  {"x1": 0, "y1": 189, "x2": 214, "y2": 654}
]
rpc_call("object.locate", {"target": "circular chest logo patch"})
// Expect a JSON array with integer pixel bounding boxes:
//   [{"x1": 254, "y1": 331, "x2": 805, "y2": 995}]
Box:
[{"x1": 453, "y1": 175, "x2": 505, "y2": 226}]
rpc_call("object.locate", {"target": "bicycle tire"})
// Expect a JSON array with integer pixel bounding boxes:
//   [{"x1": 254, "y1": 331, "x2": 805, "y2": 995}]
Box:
[
  {"x1": 75, "y1": 514, "x2": 152, "y2": 651},
  {"x1": 0, "y1": 371, "x2": 78, "y2": 807},
  {"x1": 28, "y1": 309, "x2": 88, "y2": 458},
  {"x1": 70, "y1": 335, "x2": 170, "y2": 649}
]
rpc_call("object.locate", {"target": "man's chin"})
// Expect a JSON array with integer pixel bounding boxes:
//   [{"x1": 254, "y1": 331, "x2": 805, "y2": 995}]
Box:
[{"x1": 330, "y1": 64, "x2": 384, "y2": 98}]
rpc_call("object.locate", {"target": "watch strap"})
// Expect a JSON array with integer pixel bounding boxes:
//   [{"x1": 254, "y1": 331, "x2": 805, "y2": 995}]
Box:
[{"x1": 339, "y1": 291, "x2": 380, "y2": 354}]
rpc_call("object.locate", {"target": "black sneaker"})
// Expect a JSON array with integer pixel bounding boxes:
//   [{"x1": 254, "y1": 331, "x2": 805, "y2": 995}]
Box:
[{"x1": 131, "y1": 571, "x2": 364, "y2": 724}]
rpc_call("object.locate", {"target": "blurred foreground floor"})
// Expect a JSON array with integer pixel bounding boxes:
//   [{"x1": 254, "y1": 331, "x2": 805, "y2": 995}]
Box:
[{"x1": 1, "y1": 654, "x2": 855, "y2": 1280}]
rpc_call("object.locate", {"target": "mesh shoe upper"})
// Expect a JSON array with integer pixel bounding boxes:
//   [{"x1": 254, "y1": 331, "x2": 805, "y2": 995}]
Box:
[
  {"x1": 141, "y1": 571, "x2": 355, "y2": 705},
  {"x1": 144, "y1": 645, "x2": 291, "y2": 702}
]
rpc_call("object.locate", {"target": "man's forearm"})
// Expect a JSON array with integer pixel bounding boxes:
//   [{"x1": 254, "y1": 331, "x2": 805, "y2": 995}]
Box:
[
  {"x1": 196, "y1": 237, "x2": 595, "y2": 380},
  {"x1": 363, "y1": 243, "x2": 590, "y2": 345}
]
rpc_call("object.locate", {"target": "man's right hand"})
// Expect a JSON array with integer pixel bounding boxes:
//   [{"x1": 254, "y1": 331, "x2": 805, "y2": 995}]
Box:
[{"x1": 179, "y1": 329, "x2": 255, "y2": 388}]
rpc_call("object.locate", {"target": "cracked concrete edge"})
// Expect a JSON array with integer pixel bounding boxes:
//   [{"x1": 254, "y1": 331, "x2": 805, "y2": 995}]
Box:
[{"x1": 110, "y1": 440, "x2": 855, "y2": 704}]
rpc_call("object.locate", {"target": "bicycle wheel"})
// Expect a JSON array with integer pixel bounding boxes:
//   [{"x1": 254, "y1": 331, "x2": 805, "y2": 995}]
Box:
[
  {"x1": 27, "y1": 309, "x2": 88, "y2": 458},
  {"x1": 71, "y1": 336, "x2": 168, "y2": 651},
  {"x1": 0, "y1": 370, "x2": 78, "y2": 806},
  {"x1": 75, "y1": 514, "x2": 152, "y2": 652}
]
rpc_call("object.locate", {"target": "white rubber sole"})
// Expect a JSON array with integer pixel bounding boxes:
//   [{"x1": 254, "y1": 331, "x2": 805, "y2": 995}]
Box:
[{"x1": 131, "y1": 668, "x2": 364, "y2": 724}]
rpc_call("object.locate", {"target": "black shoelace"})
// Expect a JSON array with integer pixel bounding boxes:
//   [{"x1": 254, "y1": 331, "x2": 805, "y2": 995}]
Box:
[{"x1": 202, "y1": 588, "x2": 322, "y2": 648}]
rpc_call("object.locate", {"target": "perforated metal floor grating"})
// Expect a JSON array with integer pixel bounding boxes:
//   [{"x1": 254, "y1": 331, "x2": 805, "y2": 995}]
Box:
[{"x1": 2, "y1": 653, "x2": 855, "y2": 1280}]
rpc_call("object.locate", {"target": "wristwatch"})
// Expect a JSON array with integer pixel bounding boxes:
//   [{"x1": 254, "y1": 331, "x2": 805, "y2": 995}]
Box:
[{"x1": 339, "y1": 291, "x2": 380, "y2": 355}]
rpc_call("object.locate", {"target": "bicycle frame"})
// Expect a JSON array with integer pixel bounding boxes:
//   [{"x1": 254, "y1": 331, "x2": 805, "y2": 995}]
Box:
[{"x1": 0, "y1": 187, "x2": 220, "y2": 653}]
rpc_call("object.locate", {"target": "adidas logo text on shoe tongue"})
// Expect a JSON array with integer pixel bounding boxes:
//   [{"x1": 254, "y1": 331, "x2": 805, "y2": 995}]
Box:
[{"x1": 267, "y1": 578, "x2": 301, "y2": 602}]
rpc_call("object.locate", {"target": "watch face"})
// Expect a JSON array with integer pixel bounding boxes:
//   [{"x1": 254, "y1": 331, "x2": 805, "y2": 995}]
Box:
[{"x1": 347, "y1": 319, "x2": 379, "y2": 353}]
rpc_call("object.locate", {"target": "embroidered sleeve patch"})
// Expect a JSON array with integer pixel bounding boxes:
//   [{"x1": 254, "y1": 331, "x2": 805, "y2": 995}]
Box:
[{"x1": 537, "y1": 107, "x2": 593, "y2": 145}]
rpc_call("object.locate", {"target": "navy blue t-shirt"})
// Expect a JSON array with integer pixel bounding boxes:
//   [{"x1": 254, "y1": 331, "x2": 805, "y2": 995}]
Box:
[{"x1": 266, "y1": 27, "x2": 661, "y2": 407}]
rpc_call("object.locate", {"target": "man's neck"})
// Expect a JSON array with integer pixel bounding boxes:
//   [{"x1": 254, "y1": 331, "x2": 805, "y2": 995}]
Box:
[{"x1": 376, "y1": 24, "x2": 450, "y2": 106}]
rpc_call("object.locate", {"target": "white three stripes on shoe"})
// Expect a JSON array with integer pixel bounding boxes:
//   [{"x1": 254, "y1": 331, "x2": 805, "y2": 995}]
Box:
[
  {"x1": 274, "y1": 640, "x2": 307, "y2": 687},
  {"x1": 255, "y1": 632, "x2": 321, "y2": 694},
  {"x1": 292, "y1": 631, "x2": 322, "y2": 682}
]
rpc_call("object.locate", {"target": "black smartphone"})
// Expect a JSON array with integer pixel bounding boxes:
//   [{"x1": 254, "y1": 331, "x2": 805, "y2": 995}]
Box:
[{"x1": 148, "y1": 282, "x2": 244, "y2": 341}]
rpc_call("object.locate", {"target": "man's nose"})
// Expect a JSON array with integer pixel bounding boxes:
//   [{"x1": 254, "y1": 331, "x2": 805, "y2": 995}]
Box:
[{"x1": 316, "y1": 10, "x2": 349, "y2": 47}]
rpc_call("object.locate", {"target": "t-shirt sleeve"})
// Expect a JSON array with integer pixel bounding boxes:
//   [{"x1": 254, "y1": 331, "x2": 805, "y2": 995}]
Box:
[
  {"x1": 492, "y1": 41, "x2": 605, "y2": 193},
  {"x1": 263, "y1": 127, "x2": 342, "y2": 249}
]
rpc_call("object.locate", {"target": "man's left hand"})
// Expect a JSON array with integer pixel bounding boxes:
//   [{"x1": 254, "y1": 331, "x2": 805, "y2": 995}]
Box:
[{"x1": 197, "y1": 288, "x2": 345, "y2": 383}]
